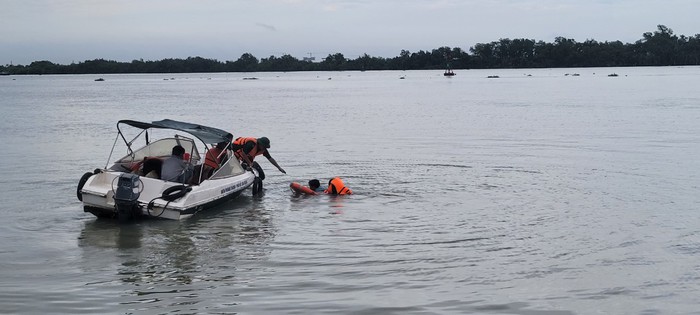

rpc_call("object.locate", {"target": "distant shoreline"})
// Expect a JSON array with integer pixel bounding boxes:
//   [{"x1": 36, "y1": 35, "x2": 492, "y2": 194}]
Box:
[{"x1": 2, "y1": 25, "x2": 697, "y2": 75}]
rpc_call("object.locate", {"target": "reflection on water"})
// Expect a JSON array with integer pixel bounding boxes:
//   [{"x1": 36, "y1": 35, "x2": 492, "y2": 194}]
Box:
[
  {"x1": 79, "y1": 220, "x2": 145, "y2": 249},
  {"x1": 76, "y1": 198, "x2": 276, "y2": 311}
]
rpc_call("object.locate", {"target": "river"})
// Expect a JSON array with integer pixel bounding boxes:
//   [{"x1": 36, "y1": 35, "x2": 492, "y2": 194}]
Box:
[{"x1": 1, "y1": 67, "x2": 699, "y2": 314}]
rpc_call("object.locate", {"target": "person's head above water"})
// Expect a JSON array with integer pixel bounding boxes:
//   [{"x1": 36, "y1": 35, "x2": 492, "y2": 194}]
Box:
[{"x1": 308, "y1": 179, "x2": 320, "y2": 190}]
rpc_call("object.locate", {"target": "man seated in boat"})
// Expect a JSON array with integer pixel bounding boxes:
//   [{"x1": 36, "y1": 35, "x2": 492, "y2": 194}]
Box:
[{"x1": 161, "y1": 145, "x2": 193, "y2": 183}]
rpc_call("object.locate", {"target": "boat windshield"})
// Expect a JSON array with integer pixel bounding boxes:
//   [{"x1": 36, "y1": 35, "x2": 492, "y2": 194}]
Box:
[
  {"x1": 210, "y1": 155, "x2": 246, "y2": 179},
  {"x1": 115, "y1": 137, "x2": 201, "y2": 164}
]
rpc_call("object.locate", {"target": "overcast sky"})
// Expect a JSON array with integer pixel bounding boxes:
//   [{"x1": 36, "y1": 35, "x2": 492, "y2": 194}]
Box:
[{"x1": 1, "y1": 0, "x2": 699, "y2": 65}]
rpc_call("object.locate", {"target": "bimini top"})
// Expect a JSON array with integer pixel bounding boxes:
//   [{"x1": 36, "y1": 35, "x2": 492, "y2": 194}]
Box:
[{"x1": 118, "y1": 119, "x2": 232, "y2": 144}]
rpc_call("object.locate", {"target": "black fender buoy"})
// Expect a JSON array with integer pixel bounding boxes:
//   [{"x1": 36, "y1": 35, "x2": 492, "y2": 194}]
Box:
[
  {"x1": 77, "y1": 172, "x2": 94, "y2": 201},
  {"x1": 252, "y1": 161, "x2": 265, "y2": 180},
  {"x1": 161, "y1": 185, "x2": 191, "y2": 201},
  {"x1": 252, "y1": 177, "x2": 263, "y2": 196}
]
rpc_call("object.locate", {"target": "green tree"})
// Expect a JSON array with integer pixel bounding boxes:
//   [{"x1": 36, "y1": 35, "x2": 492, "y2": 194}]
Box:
[
  {"x1": 639, "y1": 25, "x2": 679, "y2": 65},
  {"x1": 321, "y1": 53, "x2": 347, "y2": 70},
  {"x1": 229, "y1": 53, "x2": 259, "y2": 72}
]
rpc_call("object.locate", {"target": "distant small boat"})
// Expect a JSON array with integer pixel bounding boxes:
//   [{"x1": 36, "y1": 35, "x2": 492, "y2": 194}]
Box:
[
  {"x1": 443, "y1": 53, "x2": 456, "y2": 76},
  {"x1": 608, "y1": 73, "x2": 619, "y2": 77},
  {"x1": 399, "y1": 75, "x2": 406, "y2": 79},
  {"x1": 94, "y1": 78, "x2": 105, "y2": 81},
  {"x1": 242, "y1": 77, "x2": 258, "y2": 80},
  {"x1": 487, "y1": 75, "x2": 499, "y2": 79}
]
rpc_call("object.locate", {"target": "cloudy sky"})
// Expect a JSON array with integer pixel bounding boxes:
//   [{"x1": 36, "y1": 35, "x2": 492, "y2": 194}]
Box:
[{"x1": 1, "y1": 0, "x2": 698, "y2": 65}]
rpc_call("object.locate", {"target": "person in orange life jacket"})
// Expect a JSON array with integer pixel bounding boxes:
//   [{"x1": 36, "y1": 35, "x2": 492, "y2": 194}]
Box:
[
  {"x1": 205, "y1": 141, "x2": 229, "y2": 170},
  {"x1": 324, "y1": 177, "x2": 352, "y2": 195},
  {"x1": 189, "y1": 134, "x2": 233, "y2": 185},
  {"x1": 232, "y1": 136, "x2": 286, "y2": 174},
  {"x1": 196, "y1": 141, "x2": 229, "y2": 182}
]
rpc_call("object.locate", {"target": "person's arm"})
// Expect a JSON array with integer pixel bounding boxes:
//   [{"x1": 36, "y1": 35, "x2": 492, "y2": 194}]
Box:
[
  {"x1": 239, "y1": 153, "x2": 254, "y2": 170},
  {"x1": 236, "y1": 142, "x2": 255, "y2": 170},
  {"x1": 264, "y1": 151, "x2": 286, "y2": 174}
]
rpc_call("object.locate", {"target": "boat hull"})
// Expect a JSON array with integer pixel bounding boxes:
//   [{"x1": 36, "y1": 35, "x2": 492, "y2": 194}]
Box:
[{"x1": 80, "y1": 170, "x2": 255, "y2": 220}]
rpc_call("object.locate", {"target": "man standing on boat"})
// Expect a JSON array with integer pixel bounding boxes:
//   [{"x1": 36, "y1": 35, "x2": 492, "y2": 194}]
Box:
[{"x1": 232, "y1": 137, "x2": 286, "y2": 174}]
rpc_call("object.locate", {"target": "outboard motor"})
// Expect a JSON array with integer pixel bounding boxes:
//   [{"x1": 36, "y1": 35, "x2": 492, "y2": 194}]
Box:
[{"x1": 113, "y1": 173, "x2": 142, "y2": 223}]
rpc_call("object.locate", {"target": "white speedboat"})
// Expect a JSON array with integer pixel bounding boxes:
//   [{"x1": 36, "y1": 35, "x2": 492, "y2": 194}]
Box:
[{"x1": 77, "y1": 119, "x2": 259, "y2": 222}]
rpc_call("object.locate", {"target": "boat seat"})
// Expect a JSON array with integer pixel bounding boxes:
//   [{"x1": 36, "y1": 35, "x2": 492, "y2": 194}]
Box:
[
  {"x1": 189, "y1": 164, "x2": 215, "y2": 185},
  {"x1": 142, "y1": 158, "x2": 162, "y2": 179}
]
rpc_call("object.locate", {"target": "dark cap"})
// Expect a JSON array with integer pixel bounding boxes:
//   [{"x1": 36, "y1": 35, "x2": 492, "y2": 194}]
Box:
[{"x1": 257, "y1": 137, "x2": 270, "y2": 148}]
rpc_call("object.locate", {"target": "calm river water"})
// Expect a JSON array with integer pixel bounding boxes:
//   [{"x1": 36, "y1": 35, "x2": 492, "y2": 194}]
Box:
[{"x1": 1, "y1": 67, "x2": 699, "y2": 314}]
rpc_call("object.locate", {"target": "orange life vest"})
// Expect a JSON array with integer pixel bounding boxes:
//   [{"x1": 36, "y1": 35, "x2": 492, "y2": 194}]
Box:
[
  {"x1": 325, "y1": 177, "x2": 352, "y2": 195},
  {"x1": 233, "y1": 137, "x2": 264, "y2": 161},
  {"x1": 204, "y1": 147, "x2": 224, "y2": 169}
]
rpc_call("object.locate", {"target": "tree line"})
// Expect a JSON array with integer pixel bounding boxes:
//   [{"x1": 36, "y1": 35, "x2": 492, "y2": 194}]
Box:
[{"x1": 2, "y1": 25, "x2": 698, "y2": 75}]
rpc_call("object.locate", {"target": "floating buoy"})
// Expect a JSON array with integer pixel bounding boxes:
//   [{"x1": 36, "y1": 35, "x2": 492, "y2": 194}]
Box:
[
  {"x1": 161, "y1": 185, "x2": 190, "y2": 201},
  {"x1": 290, "y1": 182, "x2": 317, "y2": 195}
]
